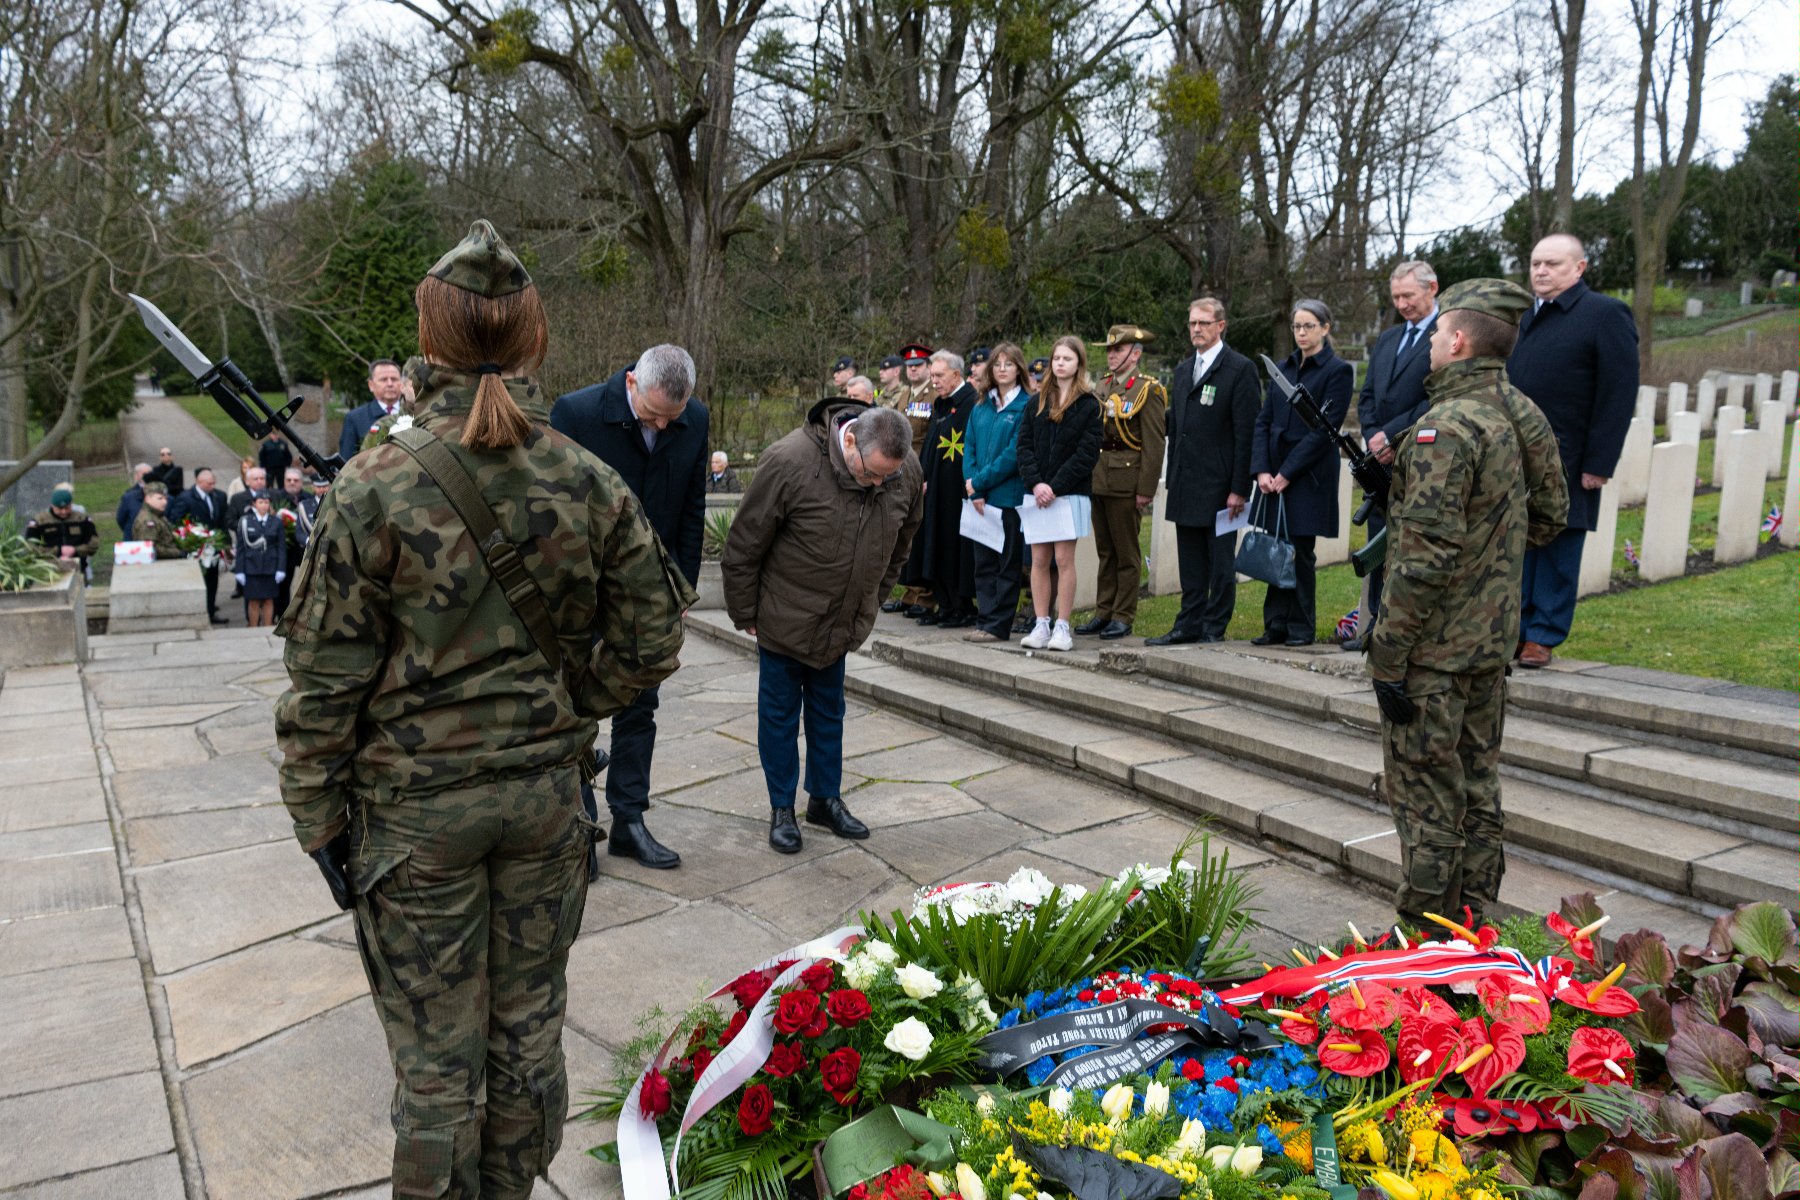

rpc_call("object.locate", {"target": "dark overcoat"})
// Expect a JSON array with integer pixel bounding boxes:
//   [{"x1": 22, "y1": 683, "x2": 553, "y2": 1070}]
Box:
[
  {"x1": 1251, "y1": 344, "x2": 1353, "y2": 538},
  {"x1": 1163, "y1": 344, "x2": 1260, "y2": 527}
]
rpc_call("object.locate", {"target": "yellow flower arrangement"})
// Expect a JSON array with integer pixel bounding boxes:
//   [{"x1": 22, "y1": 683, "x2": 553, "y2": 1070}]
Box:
[{"x1": 1342, "y1": 1119, "x2": 1386, "y2": 1165}]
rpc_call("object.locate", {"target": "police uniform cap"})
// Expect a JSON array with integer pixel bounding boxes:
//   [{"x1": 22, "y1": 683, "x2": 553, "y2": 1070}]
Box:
[
  {"x1": 50, "y1": 485, "x2": 73, "y2": 507},
  {"x1": 1437, "y1": 278, "x2": 1533, "y2": 326},
  {"x1": 969, "y1": 347, "x2": 992, "y2": 364},
  {"x1": 427, "y1": 219, "x2": 532, "y2": 298},
  {"x1": 899, "y1": 342, "x2": 933, "y2": 363},
  {"x1": 142, "y1": 481, "x2": 168, "y2": 496},
  {"x1": 880, "y1": 354, "x2": 904, "y2": 369},
  {"x1": 1029, "y1": 357, "x2": 1049, "y2": 373},
  {"x1": 1092, "y1": 324, "x2": 1155, "y2": 348},
  {"x1": 833, "y1": 356, "x2": 856, "y2": 371}
]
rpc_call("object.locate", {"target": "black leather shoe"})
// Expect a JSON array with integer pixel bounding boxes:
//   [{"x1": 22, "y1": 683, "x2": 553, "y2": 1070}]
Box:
[
  {"x1": 805, "y1": 795, "x2": 870, "y2": 839},
  {"x1": 1251, "y1": 634, "x2": 1279, "y2": 646},
  {"x1": 209, "y1": 615, "x2": 229, "y2": 626},
  {"x1": 904, "y1": 605, "x2": 928, "y2": 619},
  {"x1": 1098, "y1": 620, "x2": 1131, "y2": 640},
  {"x1": 1285, "y1": 636, "x2": 1314, "y2": 647},
  {"x1": 915, "y1": 609, "x2": 942, "y2": 626},
  {"x1": 608, "y1": 818, "x2": 681, "y2": 869},
  {"x1": 940, "y1": 611, "x2": 974, "y2": 629},
  {"x1": 1073, "y1": 615, "x2": 1109, "y2": 635},
  {"x1": 1011, "y1": 613, "x2": 1034, "y2": 634},
  {"x1": 1145, "y1": 631, "x2": 1199, "y2": 646},
  {"x1": 1339, "y1": 636, "x2": 1366, "y2": 652},
  {"x1": 769, "y1": 808, "x2": 802, "y2": 854}
]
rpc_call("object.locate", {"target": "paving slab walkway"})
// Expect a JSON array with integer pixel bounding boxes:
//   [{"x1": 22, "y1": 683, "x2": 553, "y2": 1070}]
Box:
[{"x1": 0, "y1": 621, "x2": 1676, "y2": 1198}]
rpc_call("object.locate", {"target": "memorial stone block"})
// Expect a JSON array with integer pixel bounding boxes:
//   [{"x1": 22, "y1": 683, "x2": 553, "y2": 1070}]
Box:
[
  {"x1": 1665, "y1": 381, "x2": 1689, "y2": 419},
  {"x1": 1759, "y1": 400, "x2": 1787, "y2": 480},
  {"x1": 1147, "y1": 481, "x2": 1180, "y2": 597},
  {"x1": 0, "y1": 459, "x2": 77, "y2": 525},
  {"x1": 1640, "y1": 442, "x2": 1698, "y2": 582},
  {"x1": 1635, "y1": 385, "x2": 1658, "y2": 422},
  {"x1": 1726, "y1": 374, "x2": 1747, "y2": 412},
  {"x1": 1781, "y1": 370, "x2": 1798, "y2": 411},
  {"x1": 1754, "y1": 373, "x2": 1774, "y2": 408},
  {"x1": 1711, "y1": 407, "x2": 1745, "y2": 487},
  {"x1": 1740, "y1": 281, "x2": 1755, "y2": 306},
  {"x1": 1684, "y1": 297, "x2": 1704, "y2": 318},
  {"x1": 1714, "y1": 431, "x2": 1764, "y2": 565},
  {"x1": 1669, "y1": 411, "x2": 1702, "y2": 447}
]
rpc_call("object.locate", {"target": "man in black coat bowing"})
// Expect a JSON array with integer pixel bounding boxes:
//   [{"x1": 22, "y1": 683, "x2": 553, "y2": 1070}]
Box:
[
  {"x1": 1148, "y1": 297, "x2": 1260, "y2": 645},
  {"x1": 1506, "y1": 234, "x2": 1637, "y2": 669},
  {"x1": 1347, "y1": 260, "x2": 1440, "y2": 648},
  {"x1": 552, "y1": 344, "x2": 709, "y2": 871}
]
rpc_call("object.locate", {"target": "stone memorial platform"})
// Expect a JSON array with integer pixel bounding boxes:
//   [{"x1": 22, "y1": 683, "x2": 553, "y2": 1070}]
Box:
[
  {"x1": 0, "y1": 571, "x2": 87, "y2": 669},
  {"x1": 107, "y1": 559, "x2": 209, "y2": 634}
]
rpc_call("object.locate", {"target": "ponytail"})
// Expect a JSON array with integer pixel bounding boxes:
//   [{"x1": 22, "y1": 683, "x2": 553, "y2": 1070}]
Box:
[
  {"x1": 462, "y1": 367, "x2": 532, "y2": 451},
  {"x1": 413, "y1": 274, "x2": 549, "y2": 451}
]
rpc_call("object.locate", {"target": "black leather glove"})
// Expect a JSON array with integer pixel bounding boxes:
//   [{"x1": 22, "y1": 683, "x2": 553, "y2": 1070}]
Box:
[
  {"x1": 1373, "y1": 678, "x2": 1417, "y2": 726},
  {"x1": 310, "y1": 831, "x2": 353, "y2": 911}
]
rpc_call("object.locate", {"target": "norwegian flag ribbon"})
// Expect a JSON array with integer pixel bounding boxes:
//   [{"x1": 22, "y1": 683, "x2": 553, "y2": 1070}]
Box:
[{"x1": 1216, "y1": 943, "x2": 1545, "y2": 1007}]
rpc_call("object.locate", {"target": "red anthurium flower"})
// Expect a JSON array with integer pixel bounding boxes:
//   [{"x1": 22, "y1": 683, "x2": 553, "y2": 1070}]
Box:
[
  {"x1": 1444, "y1": 1096, "x2": 1542, "y2": 1137},
  {"x1": 1397, "y1": 985, "x2": 1458, "y2": 1032},
  {"x1": 1268, "y1": 992, "x2": 1326, "y2": 1045},
  {"x1": 1454, "y1": 1017, "x2": 1526, "y2": 1097},
  {"x1": 1567, "y1": 1027, "x2": 1636, "y2": 1086},
  {"x1": 1554, "y1": 980, "x2": 1641, "y2": 1017},
  {"x1": 1318, "y1": 1027, "x2": 1391, "y2": 1077},
  {"x1": 1398, "y1": 1014, "x2": 1469, "y2": 1083},
  {"x1": 1327, "y1": 980, "x2": 1400, "y2": 1031},
  {"x1": 1545, "y1": 913, "x2": 1599, "y2": 966},
  {"x1": 1477, "y1": 976, "x2": 1551, "y2": 1034},
  {"x1": 1462, "y1": 906, "x2": 1501, "y2": 951},
  {"x1": 639, "y1": 1068, "x2": 672, "y2": 1119}
]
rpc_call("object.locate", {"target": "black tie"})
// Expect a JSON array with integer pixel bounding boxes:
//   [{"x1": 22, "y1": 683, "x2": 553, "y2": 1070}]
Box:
[{"x1": 1399, "y1": 326, "x2": 1419, "y2": 359}]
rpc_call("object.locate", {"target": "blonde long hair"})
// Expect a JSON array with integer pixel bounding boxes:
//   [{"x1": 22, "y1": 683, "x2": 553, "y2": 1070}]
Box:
[
  {"x1": 1035, "y1": 335, "x2": 1093, "y2": 422},
  {"x1": 413, "y1": 274, "x2": 550, "y2": 451}
]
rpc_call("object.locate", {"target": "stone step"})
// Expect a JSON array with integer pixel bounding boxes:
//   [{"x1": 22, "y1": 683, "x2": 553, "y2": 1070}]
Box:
[
  {"x1": 679, "y1": 615, "x2": 1741, "y2": 936},
  {"x1": 1118, "y1": 646, "x2": 1795, "y2": 840}
]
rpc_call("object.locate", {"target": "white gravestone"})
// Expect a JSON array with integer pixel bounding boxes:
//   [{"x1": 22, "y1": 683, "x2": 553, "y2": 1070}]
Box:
[
  {"x1": 1684, "y1": 298, "x2": 1703, "y2": 318},
  {"x1": 1754, "y1": 373, "x2": 1774, "y2": 409},
  {"x1": 1318, "y1": 468, "x2": 1352, "y2": 567},
  {"x1": 1695, "y1": 378, "x2": 1718, "y2": 432},
  {"x1": 1665, "y1": 381, "x2": 1689, "y2": 419},
  {"x1": 1669, "y1": 411, "x2": 1702, "y2": 447},
  {"x1": 1713, "y1": 430, "x2": 1765, "y2": 565},
  {"x1": 1741, "y1": 281, "x2": 1755, "y2": 306},
  {"x1": 1640, "y1": 442, "x2": 1698, "y2": 582},
  {"x1": 1711, "y1": 407, "x2": 1745, "y2": 487},
  {"x1": 1147, "y1": 479, "x2": 1181, "y2": 597},
  {"x1": 1635, "y1": 385, "x2": 1658, "y2": 422},
  {"x1": 1760, "y1": 400, "x2": 1787, "y2": 480},
  {"x1": 1726, "y1": 374, "x2": 1747, "y2": 412},
  {"x1": 1577, "y1": 478, "x2": 1619, "y2": 596},
  {"x1": 1781, "y1": 370, "x2": 1798, "y2": 412},
  {"x1": 1782, "y1": 422, "x2": 1800, "y2": 550},
  {"x1": 1616, "y1": 417, "x2": 1654, "y2": 506}
]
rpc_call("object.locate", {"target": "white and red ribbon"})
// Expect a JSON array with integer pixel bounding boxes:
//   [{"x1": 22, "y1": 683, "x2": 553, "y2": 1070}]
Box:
[{"x1": 1217, "y1": 944, "x2": 1542, "y2": 1007}]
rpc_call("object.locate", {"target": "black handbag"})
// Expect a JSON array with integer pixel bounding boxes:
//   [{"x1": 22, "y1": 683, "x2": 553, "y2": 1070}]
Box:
[{"x1": 1235, "y1": 492, "x2": 1297, "y2": 590}]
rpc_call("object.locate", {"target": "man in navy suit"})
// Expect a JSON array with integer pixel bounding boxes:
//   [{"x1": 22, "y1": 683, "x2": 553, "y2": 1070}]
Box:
[
  {"x1": 552, "y1": 345, "x2": 709, "y2": 872},
  {"x1": 175, "y1": 467, "x2": 231, "y2": 625},
  {"x1": 1148, "y1": 297, "x2": 1260, "y2": 645},
  {"x1": 1506, "y1": 234, "x2": 1637, "y2": 669},
  {"x1": 337, "y1": 359, "x2": 405, "y2": 461},
  {"x1": 1348, "y1": 260, "x2": 1440, "y2": 648}
]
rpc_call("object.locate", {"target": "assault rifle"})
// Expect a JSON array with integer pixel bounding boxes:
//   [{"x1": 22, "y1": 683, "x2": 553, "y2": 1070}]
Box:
[
  {"x1": 1257, "y1": 353, "x2": 1388, "y2": 577},
  {"x1": 131, "y1": 294, "x2": 343, "y2": 483}
]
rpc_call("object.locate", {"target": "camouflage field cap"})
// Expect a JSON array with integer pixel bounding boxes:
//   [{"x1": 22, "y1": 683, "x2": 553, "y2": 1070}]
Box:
[
  {"x1": 1438, "y1": 278, "x2": 1533, "y2": 326},
  {"x1": 1092, "y1": 324, "x2": 1155, "y2": 348},
  {"x1": 142, "y1": 481, "x2": 168, "y2": 496},
  {"x1": 427, "y1": 220, "x2": 532, "y2": 298}
]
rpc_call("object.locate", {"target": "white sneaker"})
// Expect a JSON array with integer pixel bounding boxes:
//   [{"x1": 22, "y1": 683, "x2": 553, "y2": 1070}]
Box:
[
  {"x1": 1048, "y1": 620, "x2": 1074, "y2": 651},
  {"x1": 1020, "y1": 618, "x2": 1052, "y2": 649}
]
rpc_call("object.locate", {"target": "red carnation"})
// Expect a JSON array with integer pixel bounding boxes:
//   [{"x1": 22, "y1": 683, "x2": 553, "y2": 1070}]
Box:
[
  {"x1": 1214, "y1": 1076, "x2": 1239, "y2": 1094},
  {"x1": 1181, "y1": 1059, "x2": 1206, "y2": 1082},
  {"x1": 820, "y1": 1046, "x2": 862, "y2": 1101},
  {"x1": 738, "y1": 1083, "x2": 775, "y2": 1136},
  {"x1": 639, "y1": 1068, "x2": 672, "y2": 1119},
  {"x1": 774, "y1": 988, "x2": 822, "y2": 1034},
  {"x1": 1567, "y1": 1027, "x2": 1635, "y2": 1086},
  {"x1": 1119, "y1": 981, "x2": 1145, "y2": 998},
  {"x1": 1228, "y1": 1055, "x2": 1250, "y2": 1074},
  {"x1": 1220, "y1": 1001, "x2": 1241, "y2": 1017},
  {"x1": 801, "y1": 960, "x2": 836, "y2": 993},
  {"x1": 827, "y1": 988, "x2": 873, "y2": 1027},
  {"x1": 1078, "y1": 989, "x2": 1095, "y2": 1002},
  {"x1": 1097, "y1": 988, "x2": 1119, "y2": 1004},
  {"x1": 765, "y1": 1042, "x2": 807, "y2": 1079},
  {"x1": 721, "y1": 1009, "x2": 749, "y2": 1046},
  {"x1": 1318, "y1": 1027, "x2": 1391, "y2": 1077}
]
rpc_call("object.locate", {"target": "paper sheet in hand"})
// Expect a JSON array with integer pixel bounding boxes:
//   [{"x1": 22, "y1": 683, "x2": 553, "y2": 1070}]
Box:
[
  {"x1": 959, "y1": 499, "x2": 1007, "y2": 552},
  {"x1": 1215, "y1": 505, "x2": 1250, "y2": 537},
  {"x1": 1017, "y1": 498, "x2": 1080, "y2": 544}
]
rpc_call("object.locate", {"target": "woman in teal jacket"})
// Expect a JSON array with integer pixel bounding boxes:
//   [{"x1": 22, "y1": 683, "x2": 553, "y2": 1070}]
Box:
[{"x1": 961, "y1": 341, "x2": 1033, "y2": 641}]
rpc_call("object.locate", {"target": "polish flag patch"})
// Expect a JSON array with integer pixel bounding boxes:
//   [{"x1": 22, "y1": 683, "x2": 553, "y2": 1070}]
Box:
[{"x1": 1415, "y1": 428, "x2": 1437, "y2": 444}]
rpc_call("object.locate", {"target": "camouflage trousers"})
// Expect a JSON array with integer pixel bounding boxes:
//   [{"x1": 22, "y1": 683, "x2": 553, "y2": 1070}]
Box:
[
  {"x1": 1381, "y1": 666, "x2": 1507, "y2": 928},
  {"x1": 348, "y1": 765, "x2": 596, "y2": 1198}
]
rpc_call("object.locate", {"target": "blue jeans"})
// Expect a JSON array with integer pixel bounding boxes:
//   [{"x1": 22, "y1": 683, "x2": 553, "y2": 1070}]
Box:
[{"x1": 756, "y1": 648, "x2": 846, "y2": 809}]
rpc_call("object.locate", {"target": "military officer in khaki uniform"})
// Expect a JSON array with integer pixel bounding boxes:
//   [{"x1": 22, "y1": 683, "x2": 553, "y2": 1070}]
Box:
[
  {"x1": 1076, "y1": 325, "x2": 1167, "y2": 639},
  {"x1": 881, "y1": 342, "x2": 938, "y2": 615}
]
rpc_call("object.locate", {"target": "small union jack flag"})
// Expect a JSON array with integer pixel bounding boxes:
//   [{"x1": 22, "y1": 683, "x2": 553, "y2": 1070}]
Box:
[
  {"x1": 1622, "y1": 539, "x2": 1640, "y2": 568},
  {"x1": 1335, "y1": 608, "x2": 1360, "y2": 641},
  {"x1": 1763, "y1": 505, "x2": 1782, "y2": 536}
]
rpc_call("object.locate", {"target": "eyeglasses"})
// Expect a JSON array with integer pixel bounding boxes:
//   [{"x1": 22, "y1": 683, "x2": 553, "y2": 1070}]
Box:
[{"x1": 1291, "y1": 322, "x2": 1323, "y2": 333}]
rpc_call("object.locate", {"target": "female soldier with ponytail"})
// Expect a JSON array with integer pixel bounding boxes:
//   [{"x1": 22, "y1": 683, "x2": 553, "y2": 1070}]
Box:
[{"x1": 275, "y1": 221, "x2": 692, "y2": 1198}]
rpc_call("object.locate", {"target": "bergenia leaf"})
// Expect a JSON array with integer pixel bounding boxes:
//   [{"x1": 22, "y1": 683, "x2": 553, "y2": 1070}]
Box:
[
  {"x1": 1666, "y1": 1024, "x2": 1753, "y2": 1103},
  {"x1": 1726, "y1": 903, "x2": 1798, "y2": 971},
  {"x1": 1696, "y1": 1132, "x2": 1773, "y2": 1200},
  {"x1": 1616, "y1": 931, "x2": 1678, "y2": 988}
]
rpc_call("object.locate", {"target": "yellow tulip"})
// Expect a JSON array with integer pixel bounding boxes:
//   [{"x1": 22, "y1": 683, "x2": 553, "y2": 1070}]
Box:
[{"x1": 1371, "y1": 1169, "x2": 1419, "y2": 1200}]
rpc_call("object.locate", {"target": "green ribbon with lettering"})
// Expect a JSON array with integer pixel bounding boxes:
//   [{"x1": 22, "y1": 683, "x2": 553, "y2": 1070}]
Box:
[{"x1": 1310, "y1": 1112, "x2": 1360, "y2": 1200}]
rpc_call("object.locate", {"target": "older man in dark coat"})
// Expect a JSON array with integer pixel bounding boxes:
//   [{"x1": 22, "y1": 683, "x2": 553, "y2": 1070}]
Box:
[
  {"x1": 1149, "y1": 297, "x2": 1260, "y2": 645},
  {"x1": 1349, "y1": 260, "x2": 1440, "y2": 648},
  {"x1": 1506, "y1": 234, "x2": 1637, "y2": 669},
  {"x1": 551, "y1": 346, "x2": 708, "y2": 871}
]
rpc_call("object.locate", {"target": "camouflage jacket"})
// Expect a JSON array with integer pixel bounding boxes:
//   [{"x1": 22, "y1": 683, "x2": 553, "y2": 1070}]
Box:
[
  {"x1": 27, "y1": 507, "x2": 100, "y2": 561},
  {"x1": 1370, "y1": 357, "x2": 1568, "y2": 681},
  {"x1": 131, "y1": 507, "x2": 184, "y2": 559},
  {"x1": 274, "y1": 366, "x2": 691, "y2": 851}
]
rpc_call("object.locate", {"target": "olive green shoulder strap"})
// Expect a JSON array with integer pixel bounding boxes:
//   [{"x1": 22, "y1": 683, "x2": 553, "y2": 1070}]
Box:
[{"x1": 388, "y1": 426, "x2": 566, "y2": 676}]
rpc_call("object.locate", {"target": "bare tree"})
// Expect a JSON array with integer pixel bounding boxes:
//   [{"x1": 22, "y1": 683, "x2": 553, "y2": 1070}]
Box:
[{"x1": 1549, "y1": 0, "x2": 1586, "y2": 230}]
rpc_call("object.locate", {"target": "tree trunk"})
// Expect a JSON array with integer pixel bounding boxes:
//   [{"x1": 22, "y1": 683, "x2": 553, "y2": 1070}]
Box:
[{"x1": 1550, "y1": 0, "x2": 1584, "y2": 231}]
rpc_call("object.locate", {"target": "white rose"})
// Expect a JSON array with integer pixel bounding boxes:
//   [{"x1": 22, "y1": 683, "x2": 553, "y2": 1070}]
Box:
[
  {"x1": 1100, "y1": 1084, "x2": 1134, "y2": 1124},
  {"x1": 862, "y1": 940, "x2": 898, "y2": 965},
  {"x1": 884, "y1": 1017, "x2": 934, "y2": 1061},
  {"x1": 955, "y1": 1163, "x2": 986, "y2": 1200},
  {"x1": 1204, "y1": 1146, "x2": 1234, "y2": 1170},
  {"x1": 1047, "y1": 1087, "x2": 1073, "y2": 1115},
  {"x1": 895, "y1": 963, "x2": 943, "y2": 1000},
  {"x1": 1004, "y1": 866, "x2": 1054, "y2": 906},
  {"x1": 956, "y1": 972, "x2": 987, "y2": 1001},
  {"x1": 1173, "y1": 1118, "x2": 1206, "y2": 1157},
  {"x1": 1230, "y1": 1145, "x2": 1263, "y2": 1174},
  {"x1": 976, "y1": 1092, "x2": 996, "y2": 1116},
  {"x1": 843, "y1": 955, "x2": 881, "y2": 990},
  {"x1": 1144, "y1": 1081, "x2": 1170, "y2": 1118},
  {"x1": 949, "y1": 896, "x2": 981, "y2": 925}
]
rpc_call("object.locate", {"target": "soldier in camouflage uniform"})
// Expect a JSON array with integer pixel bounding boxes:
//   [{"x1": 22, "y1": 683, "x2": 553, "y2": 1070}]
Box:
[
  {"x1": 131, "y1": 481, "x2": 185, "y2": 558},
  {"x1": 1369, "y1": 278, "x2": 1569, "y2": 929},
  {"x1": 1077, "y1": 325, "x2": 1167, "y2": 638},
  {"x1": 274, "y1": 220, "x2": 692, "y2": 1199},
  {"x1": 26, "y1": 484, "x2": 100, "y2": 574}
]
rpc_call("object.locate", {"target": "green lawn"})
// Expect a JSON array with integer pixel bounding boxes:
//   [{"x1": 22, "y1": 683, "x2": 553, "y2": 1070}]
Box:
[
  {"x1": 170, "y1": 393, "x2": 260, "y2": 460},
  {"x1": 71, "y1": 475, "x2": 127, "y2": 588},
  {"x1": 1651, "y1": 302, "x2": 1787, "y2": 340}
]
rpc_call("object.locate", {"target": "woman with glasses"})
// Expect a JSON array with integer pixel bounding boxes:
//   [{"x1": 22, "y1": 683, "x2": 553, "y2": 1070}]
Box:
[{"x1": 1250, "y1": 298, "x2": 1353, "y2": 645}]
